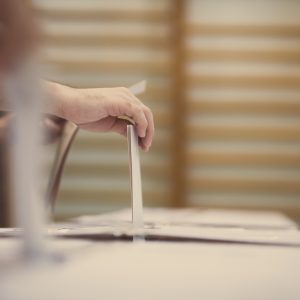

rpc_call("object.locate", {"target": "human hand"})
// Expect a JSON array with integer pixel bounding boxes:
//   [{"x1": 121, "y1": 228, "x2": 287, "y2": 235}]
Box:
[{"x1": 56, "y1": 85, "x2": 154, "y2": 152}]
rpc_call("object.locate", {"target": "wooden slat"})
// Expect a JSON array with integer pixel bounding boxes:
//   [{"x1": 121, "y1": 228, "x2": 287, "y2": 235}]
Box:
[
  {"x1": 188, "y1": 151, "x2": 300, "y2": 167},
  {"x1": 64, "y1": 163, "x2": 168, "y2": 178},
  {"x1": 189, "y1": 125, "x2": 300, "y2": 141},
  {"x1": 74, "y1": 136, "x2": 169, "y2": 152},
  {"x1": 188, "y1": 74, "x2": 300, "y2": 88},
  {"x1": 187, "y1": 24, "x2": 300, "y2": 37},
  {"x1": 44, "y1": 59, "x2": 170, "y2": 74},
  {"x1": 35, "y1": 7, "x2": 170, "y2": 22},
  {"x1": 188, "y1": 49, "x2": 300, "y2": 63},
  {"x1": 140, "y1": 86, "x2": 171, "y2": 100},
  {"x1": 188, "y1": 100, "x2": 300, "y2": 116},
  {"x1": 0, "y1": 143, "x2": 12, "y2": 226},
  {"x1": 43, "y1": 32, "x2": 171, "y2": 48},
  {"x1": 74, "y1": 138, "x2": 127, "y2": 150},
  {"x1": 58, "y1": 188, "x2": 169, "y2": 203},
  {"x1": 150, "y1": 110, "x2": 171, "y2": 127},
  {"x1": 169, "y1": 0, "x2": 187, "y2": 207},
  {"x1": 189, "y1": 177, "x2": 300, "y2": 193}
]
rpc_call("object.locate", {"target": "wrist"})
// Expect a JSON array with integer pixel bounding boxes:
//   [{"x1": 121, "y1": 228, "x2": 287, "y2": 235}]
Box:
[{"x1": 43, "y1": 81, "x2": 75, "y2": 119}]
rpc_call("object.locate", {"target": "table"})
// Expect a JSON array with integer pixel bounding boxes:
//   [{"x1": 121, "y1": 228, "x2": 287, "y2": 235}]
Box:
[{"x1": 1, "y1": 208, "x2": 300, "y2": 300}]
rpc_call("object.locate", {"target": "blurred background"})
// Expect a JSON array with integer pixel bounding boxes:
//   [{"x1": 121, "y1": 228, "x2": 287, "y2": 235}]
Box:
[{"x1": 3, "y1": 0, "x2": 299, "y2": 223}]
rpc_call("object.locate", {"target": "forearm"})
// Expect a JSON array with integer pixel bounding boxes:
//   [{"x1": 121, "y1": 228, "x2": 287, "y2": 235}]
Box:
[
  {"x1": 42, "y1": 81, "x2": 74, "y2": 119},
  {"x1": 0, "y1": 79, "x2": 71, "y2": 118}
]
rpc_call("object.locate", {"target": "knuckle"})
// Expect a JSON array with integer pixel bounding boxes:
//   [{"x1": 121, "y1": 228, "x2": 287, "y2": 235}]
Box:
[
  {"x1": 136, "y1": 106, "x2": 143, "y2": 114},
  {"x1": 144, "y1": 105, "x2": 152, "y2": 115},
  {"x1": 124, "y1": 100, "x2": 132, "y2": 110},
  {"x1": 132, "y1": 104, "x2": 143, "y2": 114},
  {"x1": 145, "y1": 106, "x2": 152, "y2": 114}
]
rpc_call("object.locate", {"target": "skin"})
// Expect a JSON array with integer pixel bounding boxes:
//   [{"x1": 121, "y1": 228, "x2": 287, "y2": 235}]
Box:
[
  {"x1": 44, "y1": 82, "x2": 154, "y2": 151},
  {"x1": 0, "y1": 1, "x2": 154, "y2": 151}
]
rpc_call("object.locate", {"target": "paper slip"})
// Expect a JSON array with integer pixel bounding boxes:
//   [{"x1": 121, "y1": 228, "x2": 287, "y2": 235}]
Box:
[
  {"x1": 59, "y1": 208, "x2": 300, "y2": 247},
  {"x1": 73, "y1": 208, "x2": 297, "y2": 230},
  {"x1": 126, "y1": 80, "x2": 146, "y2": 230},
  {"x1": 127, "y1": 125, "x2": 144, "y2": 229},
  {"x1": 129, "y1": 80, "x2": 146, "y2": 95}
]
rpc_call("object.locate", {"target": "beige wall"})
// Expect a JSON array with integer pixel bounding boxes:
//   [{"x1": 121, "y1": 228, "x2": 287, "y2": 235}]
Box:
[{"x1": 33, "y1": 0, "x2": 300, "y2": 220}]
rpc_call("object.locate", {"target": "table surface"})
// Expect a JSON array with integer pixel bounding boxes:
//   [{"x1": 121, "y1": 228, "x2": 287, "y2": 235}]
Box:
[{"x1": 1, "y1": 209, "x2": 300, "y2": 300}]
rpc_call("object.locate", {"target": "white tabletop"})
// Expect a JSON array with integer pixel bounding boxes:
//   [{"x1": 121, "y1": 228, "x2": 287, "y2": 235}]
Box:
[{"x1": 1, "y1": 209, "x2": 300, "y2": 300}]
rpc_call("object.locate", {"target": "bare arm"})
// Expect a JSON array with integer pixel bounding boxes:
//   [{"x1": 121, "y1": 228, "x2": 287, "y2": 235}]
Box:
[{"x1": 43, "y1": 81, "x2": 154, "y2": 151}]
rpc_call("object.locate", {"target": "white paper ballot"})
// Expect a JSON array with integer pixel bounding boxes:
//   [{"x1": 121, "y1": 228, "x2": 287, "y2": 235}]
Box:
[
  {"x1": 129, "y1": 80, "x2": 146, "y2": 95},
  {"x1": 127, "y1": 125, "x2": 144, "y2": 229},
  {"x1": 127, "y1": 80, "x2": 146, "y2": 230}
]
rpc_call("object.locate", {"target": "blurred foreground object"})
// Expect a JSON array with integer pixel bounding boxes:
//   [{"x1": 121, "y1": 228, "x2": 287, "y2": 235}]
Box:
[
  {"x1": 0, "y1": 113, "x2": 12, "y2": 226},
  {"x1": 0, "y1": 0, "x2": 38, "y2": 227},
  {"x1": 0, "y1": 0, "x2": 38, "y2": 73},
  {"x1": 0, "y1": 0, "x2": 48, "y2": 260},
  {"x1": 5, "y1": 60, "x2": 48, "y2": 260}
]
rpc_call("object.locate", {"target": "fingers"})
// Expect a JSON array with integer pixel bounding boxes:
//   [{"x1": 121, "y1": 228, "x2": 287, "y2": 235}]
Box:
[
  {"x1": 122, "y1": 102, "x2": 148, "y2": 138},
  {"x1": 78, "y1": 116, "x2": 128, "y2": 137},
  {"x1": 141, "y1": 106, "x2": 154, "y2": 152},
  {"x1": 69, "y1": 86, "x2": 155, "y2": 151},
  {"x1": 119, "y1": 88, "x2": 154, "y2": 151},
  {"x1": 110, "y1": 118, "x2": 129, "y2": 137}
]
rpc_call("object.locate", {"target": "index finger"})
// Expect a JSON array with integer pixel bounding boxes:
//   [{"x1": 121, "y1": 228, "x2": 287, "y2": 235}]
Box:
[{"x1": 140, "y1": 106, "x2": 154, "y2": 151}]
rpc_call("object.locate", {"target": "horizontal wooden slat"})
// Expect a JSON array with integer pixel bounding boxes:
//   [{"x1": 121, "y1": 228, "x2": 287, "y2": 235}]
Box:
[
  {"x1": 187, "y1": 24, "x2": 300, "y2": 37},
  {"x1": 189, "y1": 178, "x2": 300, "y2": 193},
  {"x1": 43, "y1": 32, "x2": 170, "y2": 48},
  {"x1": 140, "y1": 86, "x2": 171, "y2": 100},
  {"x1": 64, "y1": 163, "x2": 168, "y2": 178},
  {"x1": 35, "y1": 7, "x2": 170, "y2": 22},
  {"x1": 188, "y1": 100, "x2": 300, "y2": 116},
  {"x1": 74, "y1": 136, "x2": 170, "y2": 152},
  {"x1": 188, "y1": 74, "x2": 300, "y2": 88},
  {"x1": 58, "y1": 188, "x2": 169, "y2": 203},
  {"x1": 188, "y1": 151, "x2": 300, "y2": 167},
  {"x1": 44, "y1": 58, "x2": 170, "y2": 73},
  {"x1": 188, "y1": 125, "x2": 300, "y2": 141},
  {"x1": 187, "y1": 49, "x2": 300, "y2": 63}
]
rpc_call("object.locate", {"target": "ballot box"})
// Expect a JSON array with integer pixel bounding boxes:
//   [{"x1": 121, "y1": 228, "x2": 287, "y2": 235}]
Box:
[{"x1": 1, "y1": 208, "x2": 300, "y2": 300}]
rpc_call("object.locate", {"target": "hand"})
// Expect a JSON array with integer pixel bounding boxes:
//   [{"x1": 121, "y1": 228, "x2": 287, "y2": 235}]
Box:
[{"x1": 57, "y1": 85, "x2": 154, "y2": 152}]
